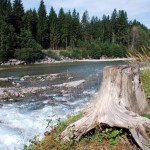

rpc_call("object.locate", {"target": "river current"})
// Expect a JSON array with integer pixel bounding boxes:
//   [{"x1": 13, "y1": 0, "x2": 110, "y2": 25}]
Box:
[{"x1": 0, "y1": 61, "x2": 126, "y2": 150}]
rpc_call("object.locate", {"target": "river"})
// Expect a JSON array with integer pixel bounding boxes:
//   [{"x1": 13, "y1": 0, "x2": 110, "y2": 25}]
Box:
[{"x1": 0, "y1": 61, "x2": 126, "y2": 150}]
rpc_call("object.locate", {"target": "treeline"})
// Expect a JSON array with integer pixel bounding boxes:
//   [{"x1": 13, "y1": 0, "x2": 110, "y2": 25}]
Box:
[{"x1": 0, "y1": 0, "x2": 150, "y2": 62}]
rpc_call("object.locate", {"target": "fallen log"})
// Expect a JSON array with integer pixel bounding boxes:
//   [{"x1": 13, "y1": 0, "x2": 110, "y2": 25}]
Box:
[{"x1": 61, "y1": 65, "x2": 150, "y2": 150}]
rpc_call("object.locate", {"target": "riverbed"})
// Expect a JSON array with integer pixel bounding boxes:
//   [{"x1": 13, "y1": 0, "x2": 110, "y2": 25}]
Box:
[{"x1": 0, "y1": 61, "x2": 126, "y2": 150}]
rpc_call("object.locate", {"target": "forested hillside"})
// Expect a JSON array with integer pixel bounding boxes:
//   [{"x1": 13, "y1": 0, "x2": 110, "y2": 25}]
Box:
[{"x1": 0, "y1": 0, "x2": 150, "y2": 62}]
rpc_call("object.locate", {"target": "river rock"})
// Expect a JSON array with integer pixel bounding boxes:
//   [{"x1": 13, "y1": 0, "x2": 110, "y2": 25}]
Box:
[
  {"x1": 53, "y1": 80, "x2": 85, "y2": 88},
  {"x1": 1, "y1": 62, "x2": 11, "y2": 66},
  {"x1": 20, "y1": 78, "x2": 25, "y2": 81},
  {"x1": 44, "y1": 131, "x2": 50, "y2": 136},
  {"x1": 8, "y1": 99, "x2": 16, "y2": 102},
  {"x1": 0, "y1": 78, "x2": 9, "y2": 82}
]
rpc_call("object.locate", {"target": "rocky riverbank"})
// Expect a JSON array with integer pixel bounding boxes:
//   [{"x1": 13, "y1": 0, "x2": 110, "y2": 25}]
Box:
[
  {"x1": 0, "y1": 56, "x2": 73, "y2": 66},
  {"x1": 0, "y1": 57, "x2": 134, "y2": 66},
  {"x1": 0, "y1": 73, "x2": 85, "y2": 102}
]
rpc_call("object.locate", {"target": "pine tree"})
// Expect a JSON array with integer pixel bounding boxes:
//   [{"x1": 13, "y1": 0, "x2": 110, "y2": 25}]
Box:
[
  {"x1": 90, "y1": 16, "x2": 103, "y2": 40},
  {"x1": 37, "y1": 0, "x2": 49, "y2": 49},
  {"x1": 102, "y1": 15, "x2": 111, "y2": 42},
  {"x1": 23, "y1": 9, "x2": 38, "y2": 40},
  {"x1": 58, "y1": 8, "x2": 69, "y2": 49},
  {"x1": 12, "y1": 0, "x2": 24, "y2": 34},
  {"x1": 81, "y1": 10, "x2": 90, "y2": 41},
  {"x1": 0, "y1": 16, "x2": 10, "y2": 61},
  {"x1": 116, "y1": 10, "x2": 128, "y2": 45},
  {"x1": 48, "y1": 7, "x2": 59, "y2": 49},
  {"x1": 111, "y1": 9, "x2": 118, "y2": 44},
  {"x1": 69, "y1": 9, "x2": 81, "y2": 48},
  {"x1": 65, "y1": 10, "x2": 72, "y2": 49}
]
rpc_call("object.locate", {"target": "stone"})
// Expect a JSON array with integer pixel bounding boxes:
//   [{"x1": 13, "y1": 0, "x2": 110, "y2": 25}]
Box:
[
  {"x1": 44, "y1": 131, "x2": 50, "y2": 136},
  {"x1": 8, "y1": 99, "x2": 16, "y2": 102}
]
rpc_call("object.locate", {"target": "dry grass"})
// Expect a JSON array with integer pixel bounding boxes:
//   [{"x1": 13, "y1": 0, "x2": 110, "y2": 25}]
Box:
[{"x1": 128, "y1": 46, "x2": 150, "y2": 67}]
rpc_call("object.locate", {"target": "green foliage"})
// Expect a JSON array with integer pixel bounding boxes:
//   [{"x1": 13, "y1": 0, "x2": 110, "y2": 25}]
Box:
[
  {"x1": 60, "y1": 50, "x2": 72, "y2": 58},
  {"x1": 37, "y1": 0, "x2": 49, "y2": 49},
  {"x1": 101, "y1": 128, "x2": 126, "y2": 146},
  {"x1": 12, "y1": 0, "x2": 24, "y2": 34},
  {"x1": 49, "y1": 7, "x2": 59, "y2": 50},
  {"x1": 141, "y1": 70, "x2": 150, "y2": 97},
  {"x1": 44, "y1": 50, "x2": 60, "y2": 60},
  {"x1": 60, "y1": 49, "x2": 88, "y2": 59},
  {"x1": 142, "y1": 114, "x2": 150, "y2": 119},
  {"x1": 0, "y1": 1, "x2": 150, "y2": 61},
  {"x1": 0, "y1": 17, "x2": 14, "y2": 62},
  {"x1": 70, "y1": 49, "x2": 82, "y2": 59},
  {"x1": 81, "y1": 49, "x2": 88, "y2": 58},
  {"x1": 14, "y1": 29, "x2": 44, "y2": 62},
  {"x1": 112, "y1": 44, "x2": 127, "y2": 58},
  {"x1": 88, "y1": 42, "x2": 102, "y2": 59},
  {"x1": 101, "y1": 42, "x2": 127, "y2": 58},
  {"x1": 24, "y1": 112, "x2": 131, "y2": 150},
  {"x1": 23, "y1": 9, "x2": 38, "y2": 40},
  {"x1": 14, "y1": 48, "x2": 44, "y2": 62}
]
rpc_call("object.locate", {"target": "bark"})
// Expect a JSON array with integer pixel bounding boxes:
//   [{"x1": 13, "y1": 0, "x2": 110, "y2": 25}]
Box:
[{"x1": 61, "y1": 65, "x2": 150, "y2": 150}]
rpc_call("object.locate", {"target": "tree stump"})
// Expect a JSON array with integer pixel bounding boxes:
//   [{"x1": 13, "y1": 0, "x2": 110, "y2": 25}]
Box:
[{"x1": 61, "y1": 65, "x2": 150, "y2": 150}]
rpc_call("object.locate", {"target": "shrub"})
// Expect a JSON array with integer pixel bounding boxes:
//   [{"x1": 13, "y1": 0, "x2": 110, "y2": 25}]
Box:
[
  {"x1": 88, "y1": 42, "x2": 102, "y2": 59},
  {"x1": 71, "y1": 49, "x2": 82, "y2": 59},
  {"x1": 101, "y1": 42, "x2": 113, "y2": 57},
  {"x1": 14, "y1": 48, "x2": 44, "y2": 62},
  {"x1": 81, "y1": 49, "x2": 89, "y2": 58},
  {"x1": 59, "y1": 50, "x2": 71, "y2": 58},
  {"x1": 100, "y1": 43, "x2": 128, "y2": 58},
  {"x1": 112, "y1": 45, "x2": 127, "y2": 58},
  {"x1": 44, "y1": 50, "x2": 60, "y2": 60}
]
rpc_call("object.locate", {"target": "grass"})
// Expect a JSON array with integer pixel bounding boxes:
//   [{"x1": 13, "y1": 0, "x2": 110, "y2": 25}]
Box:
[
  {"x1": 24, "y1": 68, "x2": 150, "y2": 150},
  {"x1": 24, "y1": 114, "x2": 140, "y2": 150},
  {"x1": 141, "y1": 69, "x2": 150, "y2": 98}
]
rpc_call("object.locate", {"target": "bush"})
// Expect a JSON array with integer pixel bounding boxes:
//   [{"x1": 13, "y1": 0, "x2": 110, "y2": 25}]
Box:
[
  {"x1": 81, "y1": 49, "x2": 89, "y2": 59},
  {"x1": 88, "y1": 42, "x2": 102, "y2": 59},
  {"x1": 71, "y1": 49, "x2": 82, "y2": 59},
  {"x1": 112, "y1": 45, "x2": 127, "y2": 58},
  {"x1": 100, "y1": 43, "x2": 127, "y2": 58},
  {"x1": 44, "y1": 50, "x2": 60, "y2": 60},
  {"x1": 14, "y1": 48, "x2": 44, "y2": 62},
  {"x1": 59, "y1": 50, "x2": 72, "y2": 58},
  {"x1": 101, "y1": 42, "x2": 113, "y2": 57}
]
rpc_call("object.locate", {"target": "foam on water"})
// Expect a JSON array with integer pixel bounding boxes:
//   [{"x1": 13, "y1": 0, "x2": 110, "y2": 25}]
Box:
[{"x1": 0, "y1": 89, "x2": 97, "y2": 150}]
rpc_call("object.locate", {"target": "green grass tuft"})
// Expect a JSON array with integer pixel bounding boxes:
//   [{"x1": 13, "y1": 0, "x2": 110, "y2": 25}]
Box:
[{"x1": 141, "y1": 69, "x2": 150, "y2": 98}]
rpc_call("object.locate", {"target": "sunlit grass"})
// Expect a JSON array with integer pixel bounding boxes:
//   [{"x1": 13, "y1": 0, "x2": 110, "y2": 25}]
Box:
[{"x1": 141, "y1": 69, "x2": 150, "y2": 98}]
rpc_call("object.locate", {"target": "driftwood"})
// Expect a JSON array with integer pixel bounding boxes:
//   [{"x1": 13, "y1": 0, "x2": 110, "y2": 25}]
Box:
[{"x1": 61, "y1": 65, "x2": 150, "y2": 150}]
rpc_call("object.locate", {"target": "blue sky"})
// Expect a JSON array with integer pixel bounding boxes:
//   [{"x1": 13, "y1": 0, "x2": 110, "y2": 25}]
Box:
[{"x1": 19, "y1": 0, "x2": 150, "y2": 28}]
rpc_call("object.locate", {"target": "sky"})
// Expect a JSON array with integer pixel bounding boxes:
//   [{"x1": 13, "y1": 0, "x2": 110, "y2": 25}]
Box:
[{"x1": 19, "y1": 0, "x2": 150, "y2": 28}]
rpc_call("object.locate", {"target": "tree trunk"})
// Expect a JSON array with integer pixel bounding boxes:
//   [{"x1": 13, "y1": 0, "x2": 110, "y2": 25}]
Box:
[{"x1": 61, "y1": 65, "x2": 150, "y2": 150}]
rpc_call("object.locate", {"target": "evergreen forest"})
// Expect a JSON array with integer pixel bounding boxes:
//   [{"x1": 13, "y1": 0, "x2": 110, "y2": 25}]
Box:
[{"x1": 0, "y1": 0, "x2": 150, "y2": 62}]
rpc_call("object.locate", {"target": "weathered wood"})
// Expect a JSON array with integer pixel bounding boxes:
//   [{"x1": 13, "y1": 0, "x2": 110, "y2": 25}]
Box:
[{"x1": 61, "y1": 65, "x2": 150, "y2": 150}]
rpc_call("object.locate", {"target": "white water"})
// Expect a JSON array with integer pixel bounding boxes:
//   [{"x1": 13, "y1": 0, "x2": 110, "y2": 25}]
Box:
[
  {"x1": 0, "y1": 89, "x2": 97, "y2": 150},
  {"x1": 0, "y1": 61, "x2": 126, "y2": 150}
]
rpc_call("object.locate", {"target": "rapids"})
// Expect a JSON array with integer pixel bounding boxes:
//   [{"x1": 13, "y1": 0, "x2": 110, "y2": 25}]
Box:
[{"x1": 0, "y1": 61, "x2": 126, "y2": 150}]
